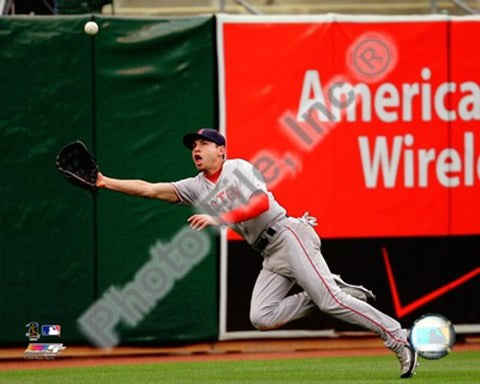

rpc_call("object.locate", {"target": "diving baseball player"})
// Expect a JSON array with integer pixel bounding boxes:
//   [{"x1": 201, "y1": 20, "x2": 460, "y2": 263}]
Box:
[{"x1": 96, "y1": 128, "x2": 418, "y2": 378}]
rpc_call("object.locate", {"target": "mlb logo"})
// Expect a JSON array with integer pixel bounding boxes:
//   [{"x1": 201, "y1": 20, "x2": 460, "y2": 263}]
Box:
[{"x1": 41, "y1": 325, "x2": 61, "y2": 337}]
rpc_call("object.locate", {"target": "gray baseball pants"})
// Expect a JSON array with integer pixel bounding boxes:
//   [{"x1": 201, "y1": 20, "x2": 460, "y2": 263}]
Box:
[{"x1": 249, "y1": 216, "x2": 407, "y2": 353}]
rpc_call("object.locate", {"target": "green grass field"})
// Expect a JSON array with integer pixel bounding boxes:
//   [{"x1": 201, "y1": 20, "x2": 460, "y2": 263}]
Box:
[{"x1": 0, "y1": 351, "x2": 478, "y2": 384}]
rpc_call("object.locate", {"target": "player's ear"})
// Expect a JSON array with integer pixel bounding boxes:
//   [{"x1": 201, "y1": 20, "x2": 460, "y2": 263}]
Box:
[{"x1": 217, "y1": 145, "x2": 226, "y2": 159}]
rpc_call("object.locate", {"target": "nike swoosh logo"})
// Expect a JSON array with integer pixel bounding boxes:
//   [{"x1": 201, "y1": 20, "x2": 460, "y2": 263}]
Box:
[{"x1": 382, "y1": 247, "x2": 480, "y2": 318}]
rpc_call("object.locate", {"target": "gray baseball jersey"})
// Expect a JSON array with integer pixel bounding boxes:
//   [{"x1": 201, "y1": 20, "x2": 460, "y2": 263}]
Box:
[{"x1": 171, "y1": 158, "x2": 286, "y2": 245}]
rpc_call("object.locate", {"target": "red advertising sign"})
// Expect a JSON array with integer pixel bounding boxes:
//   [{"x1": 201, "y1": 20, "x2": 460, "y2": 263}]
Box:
[
  {"x1": 450, "y1": 20, "x2": 480, "y2": 235},
  {"x1": 218, "y1": 15, "x2": 480, "y2": 238}
]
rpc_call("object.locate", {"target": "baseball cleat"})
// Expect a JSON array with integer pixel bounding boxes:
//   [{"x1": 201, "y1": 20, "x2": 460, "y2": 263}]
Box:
[
  {"x1": 332, "y1": 274, "x2": 376, "y2": 302},
  {"x1": 397, "y1": 343, "x2": 419, "y2": 379}
]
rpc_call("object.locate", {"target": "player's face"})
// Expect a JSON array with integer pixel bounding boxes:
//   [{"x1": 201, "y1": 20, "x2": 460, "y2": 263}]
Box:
[{"x1": 191, "y1": 139, "x2": 224, "y2": 173}]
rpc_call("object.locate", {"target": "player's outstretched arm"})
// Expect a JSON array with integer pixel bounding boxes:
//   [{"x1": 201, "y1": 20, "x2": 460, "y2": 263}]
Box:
[{"x1": 96, "y1": 172, "x2": 179, "y2": 203}]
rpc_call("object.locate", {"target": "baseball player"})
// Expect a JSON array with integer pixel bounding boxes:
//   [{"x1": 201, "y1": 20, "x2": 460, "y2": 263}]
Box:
[{"x1": 96, "y1": 128, "x2": 418, "y2": 378}]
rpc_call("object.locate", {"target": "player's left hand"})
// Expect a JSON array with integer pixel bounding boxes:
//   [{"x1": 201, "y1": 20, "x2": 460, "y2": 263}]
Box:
[{"x1": 187, "y1": 214, "x2": 220, "y2": 231}]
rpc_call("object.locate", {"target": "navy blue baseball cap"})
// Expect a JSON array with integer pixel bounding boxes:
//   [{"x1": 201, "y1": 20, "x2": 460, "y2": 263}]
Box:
[{"x1": 182, "y1": 128, "x2": 226, "y2": 149}]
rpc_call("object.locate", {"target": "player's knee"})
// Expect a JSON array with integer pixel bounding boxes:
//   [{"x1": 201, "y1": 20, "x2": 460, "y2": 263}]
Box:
[
  {"x1": 250, "y1": 311, "x2": 275, "y2": 331},
  {"x1": 250, "y1": 312, "x2": 269, "y2": 331}
]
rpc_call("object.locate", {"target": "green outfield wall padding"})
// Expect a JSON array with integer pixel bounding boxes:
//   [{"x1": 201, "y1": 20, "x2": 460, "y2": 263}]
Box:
[
  {"x1": 93, "y1": 15, "x2": 218, "y2": 344},
  {"x1": 0, "y1": 15, "x2": 218, "y2": 345},
  {"x1": 0, "y1": 16, "x2": 95, "y2": 343}
]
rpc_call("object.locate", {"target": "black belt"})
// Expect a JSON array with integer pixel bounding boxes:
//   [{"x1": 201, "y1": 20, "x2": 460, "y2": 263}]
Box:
[{"x1": 253, "y1": 227, "x2": 277, "y2": 253}]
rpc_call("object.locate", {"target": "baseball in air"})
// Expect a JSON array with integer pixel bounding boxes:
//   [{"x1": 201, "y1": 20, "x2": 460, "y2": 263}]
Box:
[{"x1": 84, "y1": 21, "x2": 99, "y2": 36}]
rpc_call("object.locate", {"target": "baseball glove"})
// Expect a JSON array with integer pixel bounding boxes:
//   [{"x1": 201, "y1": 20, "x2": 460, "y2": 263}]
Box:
[{"x1": 56, "y1": 141, "x2": 99, "y2": 192}]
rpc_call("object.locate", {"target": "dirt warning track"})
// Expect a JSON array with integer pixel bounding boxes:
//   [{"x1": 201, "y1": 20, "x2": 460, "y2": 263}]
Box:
[{"x1": 1, "y1": 336, "x2": 478, "y2": 371}]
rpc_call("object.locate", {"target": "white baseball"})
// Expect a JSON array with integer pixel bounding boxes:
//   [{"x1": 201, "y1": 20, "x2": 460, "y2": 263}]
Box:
[{"x1": 84, "y1": 21, "x2": 99, "y2": 36}]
